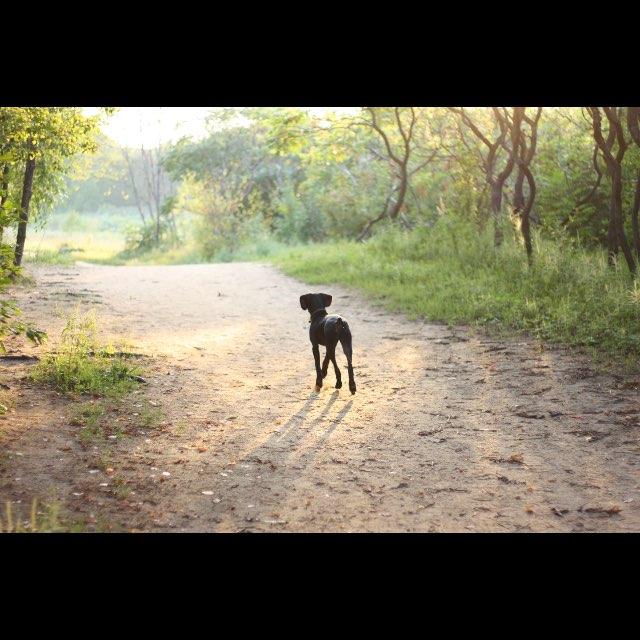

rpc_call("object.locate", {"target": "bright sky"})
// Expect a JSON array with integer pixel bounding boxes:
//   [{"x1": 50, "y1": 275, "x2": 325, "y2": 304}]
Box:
[{"x1": 83, "y1": 107, "x2": 359, "y2": 148}]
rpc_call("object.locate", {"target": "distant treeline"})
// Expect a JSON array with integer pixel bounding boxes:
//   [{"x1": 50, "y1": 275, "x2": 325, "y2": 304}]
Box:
[{"x1": 154, "y1": 108, "x2": 640, "y2": 272}]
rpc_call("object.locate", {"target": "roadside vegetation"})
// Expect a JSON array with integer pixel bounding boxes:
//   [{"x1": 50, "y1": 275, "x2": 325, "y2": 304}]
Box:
[
  {"x1": 0, "y1": 498, "x2": 67, "y2": 533},
  {"x1": 272, "y1": 225, "x2": 640, "y2": 366},
  {"x1": 4, "y1": 107, "x2": 640, "y2": 369},
  {"x1": 30, "y1": 309, "x2": 143, "y2": 396}
]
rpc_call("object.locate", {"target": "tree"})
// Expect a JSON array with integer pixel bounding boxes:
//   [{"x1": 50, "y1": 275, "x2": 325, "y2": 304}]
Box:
[
  {"x1": 585, "y1": 107, "x2": 636, "y2": 273},
  {"x1": 0, "y1": 107, "x2": 104, "y2": 357},
  {"x1": 626, "y1": 107, "x2": 640, "y2": 258},
  {"x1": 354, "y1": 107, "x2": 441, "y2": 241},
  {"x1": 163, "y1": 113, "x2": 303, "y2": 255},
  {"x1": 511, "y1": 108, "x2": 542, "y2": 262},
  {"x1": 121, "y1": 113, "x2": 177, "y2": 249},
  {"x1": 13, "y1": 139, "x2": 36, "y2": 266},
  {"x1": 0, "y1": 107, "x2": 100, "y2": 266},
  {"x1": 448, "y1": 107, "x2": 524, "y2": 247}
]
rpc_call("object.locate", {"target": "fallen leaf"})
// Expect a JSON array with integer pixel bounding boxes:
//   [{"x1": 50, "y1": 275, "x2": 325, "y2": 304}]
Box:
[{"x1": 578, "y1": 504, "x2": 621, "y2": 515}]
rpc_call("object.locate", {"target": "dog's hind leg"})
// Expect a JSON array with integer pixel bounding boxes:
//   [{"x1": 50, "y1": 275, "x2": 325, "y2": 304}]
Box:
[
  {"x1": 338, "y1": 324, "x2": 356, "y2": 395},
  {"x1": 330, "y1": 351, "x2": 342, "y2": 389},
  {"x1": 322, "y1": 334, "x2": 339, "y2": 381}
]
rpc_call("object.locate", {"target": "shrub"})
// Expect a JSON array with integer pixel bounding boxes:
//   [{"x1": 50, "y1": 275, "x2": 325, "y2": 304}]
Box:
[{"x1": 30, "y1": 309, "x2": 142, "y2": 396}]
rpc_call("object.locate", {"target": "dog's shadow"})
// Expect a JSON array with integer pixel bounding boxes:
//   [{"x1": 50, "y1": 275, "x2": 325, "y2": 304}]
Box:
[
  {"x1": 239, "y1": 389, "x2": 352, "y2": 468},
  {"x1": 272, "y1": 391, "x2": 324, "y2": 442},
  {"x1": 297, "y1": 395, "x2": 353, "y2": 470}
]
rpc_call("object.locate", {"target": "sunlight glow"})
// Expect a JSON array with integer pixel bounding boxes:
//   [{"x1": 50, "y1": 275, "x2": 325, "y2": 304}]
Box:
[{"x1": 82, "y1": 107, "x2": 360, "y2": 148}]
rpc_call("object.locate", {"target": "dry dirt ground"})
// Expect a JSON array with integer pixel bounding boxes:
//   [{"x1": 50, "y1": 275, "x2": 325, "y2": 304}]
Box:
[{"x1": 1, "y1": 262, "x2": 639, "y2": 532}]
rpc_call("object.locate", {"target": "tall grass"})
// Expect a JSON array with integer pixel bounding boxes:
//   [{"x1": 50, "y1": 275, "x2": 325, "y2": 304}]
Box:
[
  {"x1": 0, "y1": 499, "x2": 64, "y2": 533},
  {"x1": 31, "y1": 310, "x2": 143, "y2": 396},
  {"x1": 271, "y1": 221, "x2": 640, "y2": 366}
]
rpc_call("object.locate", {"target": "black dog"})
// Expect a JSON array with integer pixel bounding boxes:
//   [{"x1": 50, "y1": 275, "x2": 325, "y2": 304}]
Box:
[{"x1": 300, "y1": 292, "x2": 356, "y2": 395}]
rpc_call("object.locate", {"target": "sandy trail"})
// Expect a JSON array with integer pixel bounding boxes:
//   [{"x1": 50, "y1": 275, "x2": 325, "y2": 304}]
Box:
[{"x1": 1, "y1": 262, "x2": 639, "y2": 532}]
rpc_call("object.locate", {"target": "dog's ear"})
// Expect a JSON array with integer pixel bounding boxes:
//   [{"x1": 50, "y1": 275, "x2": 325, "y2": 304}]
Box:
[
  {"x1": 322, "y1": 293, "x2": 332, "y2": 308},
  {"x1": 300, "y1": 294, "x2": 309, "y2": 310}
]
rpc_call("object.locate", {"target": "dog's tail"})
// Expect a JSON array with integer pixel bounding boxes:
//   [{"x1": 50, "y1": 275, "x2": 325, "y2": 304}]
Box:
[{"x1": 335, "y1": 317, "x2": 349, "y2": 337}]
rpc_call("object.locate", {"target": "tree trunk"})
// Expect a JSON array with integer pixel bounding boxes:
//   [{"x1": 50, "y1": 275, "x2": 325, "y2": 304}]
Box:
[
  {"x1": 0, "y1": 163, "x2": 9, "y2": 241},
  {"x1": 155, "y1": 148, "x2": 162, "y2": 245},
  {"x1": 123, "y1": 149, "x2": 147, "y2": 225},
  {"x1": 521, "y1": 167, "x2": 536, "y2": 264},
  {"x1": 514, "y1": 167, "x2": 534, "y2": 264},
  {"x1": 607, "y1": 212, "x2": 618, "y2": 265},
  {"x1": 490, "y1": 181, "x2": 503, "y2": 247},
  {"x1": 632, "y1": 169, "x2": 640, "y2": 259},
  {"x1": 14, "y1": 155, "x2": 36, "y2": 267},
  {"x1": 388, "y1": 167, "x2": 408, "y2": 220},
  {"x1": 609, "y1": 165, "x2": 636, "y2": 273}
]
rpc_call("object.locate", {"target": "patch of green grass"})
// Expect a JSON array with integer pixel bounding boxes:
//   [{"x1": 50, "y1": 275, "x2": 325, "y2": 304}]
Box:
[
  {"x1": 111, "y1": 474, "x2": 131, "y2": 499},
  {"x1": 72, "y1": 401, "x2": 107, "y2": 444},
  {"x1": 23, "y1": 249, "x2": 76, "y2": 266},
  {"x1": 30, "y1": 309, "x2": 143, "y2": 397},
  {"x1": 270, "y1": 222, "x2": 640, "y2": 367},
  {"x1": 96, "y1": 450, "x2": 114, "y2": 473},
  {"x1": 0, "y1": 498, "x2": 65, "y2": 533},
  {"x1": 24, "y1": 228, "x2": 126, "y2": 265},
  {"x1": 0, "y1": 449, "x2": 10, "y2": 473},
  {"x1": 106, "y1": 244, "x2": 206, "y2": 266},
  {"x1": 137, "y1": 400, "x2": 164, "y2": 430}
]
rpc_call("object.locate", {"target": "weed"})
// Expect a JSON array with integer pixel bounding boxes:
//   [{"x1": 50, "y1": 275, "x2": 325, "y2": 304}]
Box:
[
  {"x1": 72, "y1": 402, "x2": 107, "y2": 445},
  {"x1": 31, "y1": 309, "x2": 143, "y2": 396},
  {"x1": 0, "y1": 498, "x2": 65, "y2": 533},
  {"x1": 137, "y1": 400, "x2": 164, "y2": 430}
]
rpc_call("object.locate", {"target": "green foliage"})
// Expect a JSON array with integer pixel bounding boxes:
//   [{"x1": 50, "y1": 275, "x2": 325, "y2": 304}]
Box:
[
  {"x1": 0, "y1": 243, "x2": 46, "y2": 351},
  {"x1": 30, "y1": 310, "x2": 142, "y2": 396},
  {"x1": 18, "y1": 106, "x2": 640, "y2": 369},
  {"x1": 138, "y1": 400, "x2": 164, "y2": 430},
  {"x1": 122, "y1": 217, "x2": 175, "y2": 256},
  {"x1": 1, "y1": 107, "x2": 102, "y2": 352},
  {"x1": 60, "y1": 133, "x2": 133, "y2": 212},
  {"x1": 73, "y1": 402, "x2": 108, "y2": 445},
  {"x1": 272, "y1": 221, "x2": 640, "y2": 366},
  {"x1": 0, "y1": 107, "x2": 102, "y2": 222}
]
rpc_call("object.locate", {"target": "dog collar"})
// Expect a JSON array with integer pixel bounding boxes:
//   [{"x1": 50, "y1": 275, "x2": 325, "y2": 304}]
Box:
[{"x1": 309, "y1": 308, "x2": 328, "y2": 322}]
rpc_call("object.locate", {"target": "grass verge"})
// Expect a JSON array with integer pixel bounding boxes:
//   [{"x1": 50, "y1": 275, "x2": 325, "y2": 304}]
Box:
[{"x1": 269, "y1": 222, "x2": 640, "y2": 368}]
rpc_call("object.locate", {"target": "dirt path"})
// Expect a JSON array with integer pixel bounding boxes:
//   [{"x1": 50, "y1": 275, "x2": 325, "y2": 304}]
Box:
[{"x1": 1, "y1": 262, "x2": 639, "y2": 532}]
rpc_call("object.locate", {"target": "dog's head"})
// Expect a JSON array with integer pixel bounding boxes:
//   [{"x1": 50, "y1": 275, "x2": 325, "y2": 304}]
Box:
[{"x1": 300, "y1": 292, "x2": 332, "y2": 313}]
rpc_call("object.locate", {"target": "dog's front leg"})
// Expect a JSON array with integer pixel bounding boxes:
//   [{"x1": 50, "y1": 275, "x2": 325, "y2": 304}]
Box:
[{"x1": 312, "y1": 344, "x2": 323, "y2": 392}]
